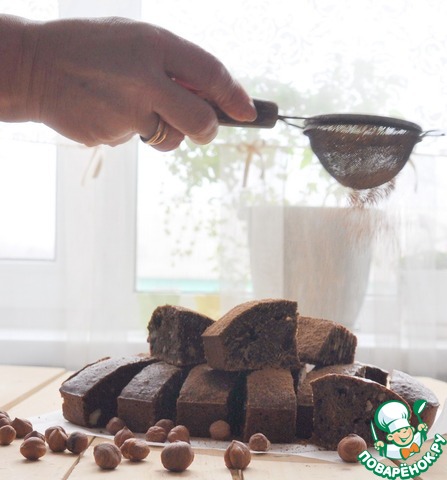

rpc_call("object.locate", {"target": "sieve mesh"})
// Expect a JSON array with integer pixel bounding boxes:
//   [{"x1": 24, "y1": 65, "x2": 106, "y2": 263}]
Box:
[{"x1": 302, "y1": 115, "x2": 423, "y2": 189}]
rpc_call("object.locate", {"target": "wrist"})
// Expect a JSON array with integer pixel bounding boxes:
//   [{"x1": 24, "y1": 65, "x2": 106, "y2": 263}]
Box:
[{"x1": 0, "y1": 15, "x2": 41, "y2": 122}]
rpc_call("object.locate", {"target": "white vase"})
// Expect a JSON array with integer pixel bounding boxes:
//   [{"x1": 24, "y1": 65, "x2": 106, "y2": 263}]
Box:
[{"x1": 248, "y1": 205, "x2": 377, "y2": 329}]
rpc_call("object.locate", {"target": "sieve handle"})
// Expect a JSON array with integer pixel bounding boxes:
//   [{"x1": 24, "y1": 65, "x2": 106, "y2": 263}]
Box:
[{"x1": 213, "y1": 99, "x2": 279, "y2": 128}]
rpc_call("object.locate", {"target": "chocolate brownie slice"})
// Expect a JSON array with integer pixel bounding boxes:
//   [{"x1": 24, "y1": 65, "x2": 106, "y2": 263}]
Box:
[
  {"x1": 176, "y1": 364, "x2": 244, "y2": 437},
  {"x1": 390, "y1": 369, "x2": 439, "y2": 429},
  {"x1": 117, "y1": 361, "x2": 187, "y2": 433},
  {"x1": 296, "y1": 363, "x2": 366, "y2": 439},
  {"x1": 202, "y1": 299, "x2": 300, "y2": 371},
  {"x1": 311, "y1": 374, "x2": 411, "y2": 449},
  {"x1": 297, "y1": 316, "x2": 357, "y2": 366},
  {"x1": 148, "y1": 304, "x2": 214, "y2": 367},
  {"x1": 60, "y1": 355, "x2": 155, "y2": 428},
  {"x1": 243, "y1": 368, "x2": 296, "y2": 443}
]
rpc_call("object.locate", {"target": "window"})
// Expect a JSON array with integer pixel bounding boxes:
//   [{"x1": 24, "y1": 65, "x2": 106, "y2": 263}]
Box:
[{"x1": 1, "y1": 0, "x2": 447, "y2": 377}]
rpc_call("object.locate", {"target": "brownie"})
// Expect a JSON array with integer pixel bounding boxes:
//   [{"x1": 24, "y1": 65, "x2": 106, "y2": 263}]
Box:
[
  {"x1": 148, "y1": 304, "x2": 214, "y2": 367},
  {"x1": 202, "y1": 299, "x2": 300, "y2": 371},
  {"x1": 311, "y1": 374, "x2": 411, "y2": 449},
  {"x1": 296, "y1": 316, "x2": 357, "y2": 366},
  {"x1": 243, "y1": 368, "x2": 297, "y2": 443},
  {"x1": 390, "y1": 369, "x2": 439, "y2": 429},
  {"x1": 60, "y1": 355, "x2": 155, "y2": 428},
  {"x1": 296, "y1": 363, "x2": 366, "y2": 439},
  {"x1": 357, "y1": 361, "x2": 388, "y2": 386},
  {"x1": 117, "y1": 361, "x2": 186, "y2": 433},
  {"x1": 176, "y1": 364, "x2": 244, "y2": 437}
]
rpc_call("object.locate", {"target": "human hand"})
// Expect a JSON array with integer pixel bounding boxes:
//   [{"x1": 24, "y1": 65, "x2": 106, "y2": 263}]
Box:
[{"x1": 20, "y1": 16, "x2": 256, "y2": 149}]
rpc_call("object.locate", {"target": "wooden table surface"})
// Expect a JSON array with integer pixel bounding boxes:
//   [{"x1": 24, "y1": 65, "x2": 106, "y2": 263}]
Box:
[{"x1": 0, "y1": 365, "x2": 446, "y2": 479}]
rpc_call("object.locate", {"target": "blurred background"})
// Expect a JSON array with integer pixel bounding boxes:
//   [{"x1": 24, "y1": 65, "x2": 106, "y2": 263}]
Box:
[{"x1": 0, "y1": 0, "x2": 446, "y2": 377}]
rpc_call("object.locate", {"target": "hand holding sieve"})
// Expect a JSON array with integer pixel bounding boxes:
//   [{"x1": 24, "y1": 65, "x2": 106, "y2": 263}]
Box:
[{"x1": 214, "y1": 99, "x2": 441, "y2": 190}]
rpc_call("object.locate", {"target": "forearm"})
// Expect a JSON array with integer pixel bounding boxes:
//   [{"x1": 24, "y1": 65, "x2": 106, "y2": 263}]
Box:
[{"x1": 0, "y1": 15, "x2": 39, "y2": 122}]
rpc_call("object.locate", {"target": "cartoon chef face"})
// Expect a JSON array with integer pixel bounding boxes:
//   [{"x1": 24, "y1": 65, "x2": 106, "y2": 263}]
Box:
[
  {"x1": 375, "y1": 400, "x2": 414, "y2": 446},
  {"x1": 387, "y1": 425, "x2": 415, "y2": 447}
]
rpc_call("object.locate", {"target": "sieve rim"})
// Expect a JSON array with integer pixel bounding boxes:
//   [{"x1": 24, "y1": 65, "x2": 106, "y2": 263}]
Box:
[{"x1": 303, "y1": 113, "x2": 423, "y2": 134}]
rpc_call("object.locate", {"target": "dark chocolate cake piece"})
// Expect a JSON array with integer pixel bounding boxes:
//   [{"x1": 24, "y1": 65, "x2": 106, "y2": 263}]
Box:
[
  {"x1": 311, "y1": 374, "x2": 411, "y2": 449},
  {"x1": 296, "y1": 363, "x2": 366, "y2": 439},
  {"x1": 117, "y1": 361, "x2": 186, "y2": 433},
  {"x1": 60, "y1": 355, "x2": 155, "y2": 428},
  {"x1": 202, "y1": 299, "x2": 300, "y2": 371},
  {"x1": 297, "y1": 316, "x2": 357, "y2": 366},
  {"x1": 390, "y1": 369, "x2": 439, "y2": 429},
  {"x1": 148, "y1": 304, "x2": 214, "y2": 367},
  {"x1": 356, "y1": 361, "x2": 388, "y2": 386},
  {"x1": 243, "y1": 368, "x2": 297, "y2": 443},
  {"x1": 176, "y1": 364, "x2": 244, "y2": 437}
]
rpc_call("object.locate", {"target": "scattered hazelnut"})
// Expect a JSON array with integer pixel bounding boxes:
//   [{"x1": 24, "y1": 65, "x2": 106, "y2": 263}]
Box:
[
  {"x1": 167, "y1": 425, "x2": 190, "y2": 443},
  {"x1": 0, "y1": 411, "x2": 10, "y2": 420},
  {"x1": 337, "y1": 433, "x2": 367, "y2": 463},
  {"x1": 66, "y1": 431, "x2": 89, "y2": 454},
  {"x1": 209, "y1": 420, "x2": 231, "y2": 441},
  {"x1": 248, "y1": 433, "x2": 271, "y2": 452},
  {"x1": 20, "y1": 437, "x2": 47, "y2": 460},
  {"x1": 145, "y1": 425, "x2": 167, "y2": 443},
  {"x1": 0, "y1": 425, "x2": 16, "y2": 445},
  {"x1": 161, "y1": 441, "x2": 194, "y2": 472},
  {"x1": 47, "y1": 428, "x2": 68, "y2": 452},
  {"x1": 0, "y1": 417, "x2": 10, "y2": 428},
  {"x1": 120, "y1": 438, "x2": 150, "y2": 461},
  {"x1": 11, "y1": 418, "x2": 33, "y2": 438},
  {"x1": 105, "y1": 417, "x2": 126, "y2": 435},
  {"x1": 44, "y1": 425, "x2": 66, "y2": 442},
  {"x1": 114, "y1": 426, "x2": 135, "y2": 448},
  {"x1": 155, "y1": 418, "x2": 175, "y2": 434},
  {"x1": 94, "y1": 442, "x2": 122, "y2": 470},
  {"x1": 24, "y1": 430, "x2": 45, "y2": 442},
  {"x1": 224, "y1": 440, "x2": 251, "y2": 470}
]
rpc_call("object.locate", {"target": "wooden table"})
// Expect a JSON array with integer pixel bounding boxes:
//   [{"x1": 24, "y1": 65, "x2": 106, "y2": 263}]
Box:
[{"x1": 1, "y1": 365, "x2": 446, "y2": 479}]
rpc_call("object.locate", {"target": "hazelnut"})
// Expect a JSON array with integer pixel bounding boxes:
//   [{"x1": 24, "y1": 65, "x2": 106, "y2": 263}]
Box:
[
  {"x1": 94, "y1": 442, "x2": 122, "y2": 470},
  {"x1": 20, "y1": 437, "x2": 47, "y2": 460},
  {"x1": 145, "y1": 425, "x2": 167, "y2": 443},
  {"x1": 120, "y1": 438, "x2": 150, "y2": 461},
  {"x1": 0, "y1": 416, "x2": 10, "y2": 428},
  {"x1": 248, "y1": 433, "x2": 271, "y2": 452},
  {"x1": 66, "y1": 431, "x2": 89, "y2": 454},
  {"x1": 105, "y1": 417, "x2": 126, "y2": 435},
  {"x1": 337, "y1": 433, "x2": 368, "y2": 463},
  {"x1": 114, "y1": 426, "x2": 135, "y2": 448},
  {"x1": 0, "y1": 425, "x2": 16, "y2": 445},
  {"x1": 0, "y1": 411, "x2": 10, "y2": 420},
  {"x1": 161, "y1": 441, "x2": 194, "y2": 472},
  {"x1": 155, "y1": 418, "x2": 175, "y2": 434},
  {"x1": 209, "y1": 420, "x2": 231, "y2": 441},
  {"x1": 24, "y1": 430, "x2": 45, "y2": 442},
  {"x1": 44, "y1": 425, "x2": 66, "y2": 442},
  {"x1": 11, "y1": 418, "x2": 33, "y2": 438},
  {"x1": 224, "y1": 440, "x2": 251, "y2": 470},
  {"x1": 167, "y1": 425, "x2": 190, "y2": 443},
  {"x1": 47, "y1": 428, "x2": 68, "y2": 452}
]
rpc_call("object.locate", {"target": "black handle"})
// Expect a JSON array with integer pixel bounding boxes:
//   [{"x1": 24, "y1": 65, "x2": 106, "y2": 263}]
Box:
[{"x1": 213, "y1": 99, "x2": 279, "y2": 129}]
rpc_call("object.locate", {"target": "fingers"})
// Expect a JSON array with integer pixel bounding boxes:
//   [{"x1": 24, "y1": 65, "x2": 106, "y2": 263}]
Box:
[
  {"x1": 162, "y1": 30, "x2": 257, "y2": 123},
  {"x1": 139, "y1": 113, "x2": 185, "y2": 152}
]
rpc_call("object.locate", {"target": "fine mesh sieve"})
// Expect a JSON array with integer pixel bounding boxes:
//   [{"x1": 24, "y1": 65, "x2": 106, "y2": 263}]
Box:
[
  {"x1": 214, "y1": 99, "x2": 437, "y2": 190},
  {"x1": 301, "y1": 114, "x2": 423, "y2": 189}
]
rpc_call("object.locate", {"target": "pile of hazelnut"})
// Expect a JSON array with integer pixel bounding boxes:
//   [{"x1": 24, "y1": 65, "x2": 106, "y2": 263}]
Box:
[{"x1": 0, "y1": 409, "x2": 90, "y2": 460}]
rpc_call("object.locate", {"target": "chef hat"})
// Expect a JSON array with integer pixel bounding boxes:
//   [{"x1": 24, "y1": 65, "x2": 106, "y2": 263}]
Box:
[{"x1": 375, "y1": 400, "x2": 411, "y2": 434}]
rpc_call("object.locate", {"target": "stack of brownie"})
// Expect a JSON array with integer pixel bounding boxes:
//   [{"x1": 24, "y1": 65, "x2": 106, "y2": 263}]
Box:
[{"x1": 59, "y1": 299, "x2": 440, "y2": 449}]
